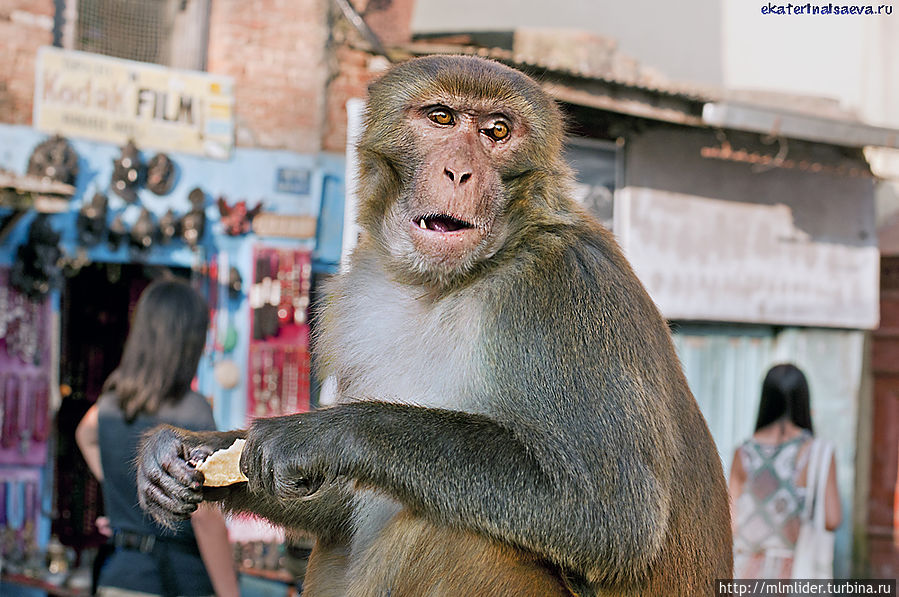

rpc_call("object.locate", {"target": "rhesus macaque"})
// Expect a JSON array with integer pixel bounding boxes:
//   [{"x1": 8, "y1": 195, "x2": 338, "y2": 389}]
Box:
[{"x1": 138, "y1": 55, "x2": 732, "y2": 596}]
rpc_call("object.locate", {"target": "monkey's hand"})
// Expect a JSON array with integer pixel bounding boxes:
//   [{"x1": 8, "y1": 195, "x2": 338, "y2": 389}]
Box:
[
  {"x1": 137, "y1": 425, "x2": 245, "y2": 526},
  {"x1": 240, "y1": 412, "x2": 337, "y2": 502}
]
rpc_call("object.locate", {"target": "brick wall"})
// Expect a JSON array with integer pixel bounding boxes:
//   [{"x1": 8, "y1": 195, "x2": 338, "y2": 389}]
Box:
[
  {"x1": 0, "y1": 0, "x2": 415, "y2": 153},
  {"x1": 322, "y1": 45, "x2": 389, "y2": 153},
  {"x1": 207, "y1": 0, "x2": 332, "y2": 154},
  {"x1": 322, "y1": 0, "x2": 415, "y2": 153},
  {"x1": 0, "y1": 0, "x2": 54, "y2": 125}
]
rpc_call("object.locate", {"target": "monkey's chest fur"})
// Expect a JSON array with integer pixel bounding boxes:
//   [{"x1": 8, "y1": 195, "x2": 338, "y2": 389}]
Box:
[
  {"x1": 311, "y1": 267, "x2": 568, "y2": 594},
  {"x1": 318, "y1": 263, "x2": 488, "y2": 412}
]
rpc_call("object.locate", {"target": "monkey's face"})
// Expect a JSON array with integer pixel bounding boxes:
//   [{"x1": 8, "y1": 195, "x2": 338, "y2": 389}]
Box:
[
  {"x1": 358, "y1": 55, "x2": 565, "y2": 289},
  {"x1": 396, "y1": 100, "x2": 527, "y2": 279}
]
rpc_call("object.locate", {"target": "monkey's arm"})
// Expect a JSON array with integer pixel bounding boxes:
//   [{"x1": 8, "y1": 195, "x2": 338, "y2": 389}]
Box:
[
  {"x1": 242, "y1": 401, "x2": 668, "y2": 584},
  {"x1": 137, "y1": 425, "x2": 354, "y2": 544}
]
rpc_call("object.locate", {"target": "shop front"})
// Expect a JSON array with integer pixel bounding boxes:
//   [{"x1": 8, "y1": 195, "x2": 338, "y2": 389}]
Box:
[{"x1": 0, "y1": 117, "x2": 345, "y2": 594}]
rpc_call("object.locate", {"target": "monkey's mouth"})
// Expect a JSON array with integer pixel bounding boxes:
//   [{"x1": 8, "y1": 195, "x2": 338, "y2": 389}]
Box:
[{"x1": 413, "y1": 214, "x2": 475, "y2": 233}]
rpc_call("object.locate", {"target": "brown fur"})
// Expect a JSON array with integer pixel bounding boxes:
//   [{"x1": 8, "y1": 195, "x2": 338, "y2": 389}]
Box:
[{"x1": 347, "y1": 513, "x2": 571, "y2": 597}]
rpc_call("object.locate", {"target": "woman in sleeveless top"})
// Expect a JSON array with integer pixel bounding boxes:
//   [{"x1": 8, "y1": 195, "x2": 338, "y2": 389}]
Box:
[
  {"x1": 76, "y1": 278, "x2": 239, "y2": 597},
  {"x1": 728, "y1": 363, "x2": 842, "y2": 579}
]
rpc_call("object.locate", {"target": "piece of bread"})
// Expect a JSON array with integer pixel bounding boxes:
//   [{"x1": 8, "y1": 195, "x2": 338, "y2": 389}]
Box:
[{"x1": 195, "y1": 439, "x2": 249, "y2": 487}]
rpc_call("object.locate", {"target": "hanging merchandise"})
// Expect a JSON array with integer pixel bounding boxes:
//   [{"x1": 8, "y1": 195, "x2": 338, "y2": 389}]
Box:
[
  {"x1": 129, "y1": 207, "x2": 157, "y2": 254},
  {"x1": 247, "y1": 247, "x2": 313, "y2": 418},
  {"x1": 107, "y1": 214, "x2": 127, "y2": 250},
  {"x1": 0, "y1": 373, "x2": 51, "y2": 464},
  {"x1": 228, "y1": 266, "x2": 243, "y2": 299},
  {"x1": 217, "y1": 196, "x2": 262, "y2": 236},
  {"x1": 76, "y1": 192, "x2": 108, "y2": 247},
  {"x1": 10, "y1": 214, "x2": 62, "y2": 300},
  {"x1": 26, "y1": 135, "x2": 79, "y2": 186},
  {"x1": 0, "y1": 468, "x2": 44, "y2": 573},
  {"x1": 180, "y1": 187, "x2": 207, "y2": 249},
  {"x1": 158, "y1": 209, "x2": 179, "y2": 244},
  {"x1": 211, "y1": 252, "x2": 240, "y2": 391},
  {"x1": 110, "y1": 140, "x2": 144, "y2": 203},
  {"x1": 213, "y1": 359, "x2": 240, "y2": 390},
  {"x1": 145, "y1": 153, "x2": 176, "y2": 195},
  {"x1": 0, "y1": 267, "x2": 53, "y2": 465}
]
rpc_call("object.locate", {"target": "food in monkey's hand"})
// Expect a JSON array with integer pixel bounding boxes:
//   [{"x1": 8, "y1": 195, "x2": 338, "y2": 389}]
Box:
[{"x1": 194, "y1": 439, "x2": 248, "y2": 486}]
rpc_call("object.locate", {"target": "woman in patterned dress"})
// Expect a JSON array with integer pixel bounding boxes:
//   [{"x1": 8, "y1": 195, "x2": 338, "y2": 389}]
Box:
[{"x1": 728, "y1": 363, "x2": 842, "y2": 578}]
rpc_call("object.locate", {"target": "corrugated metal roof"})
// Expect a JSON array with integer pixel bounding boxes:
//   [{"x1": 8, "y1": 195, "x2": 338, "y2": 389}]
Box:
[
  {"x1": 399, "y1": 41, "x2": 719, "y2": 102},
  {"x1": 392, "y1": 40, "x2": 899, "y2": 149}
]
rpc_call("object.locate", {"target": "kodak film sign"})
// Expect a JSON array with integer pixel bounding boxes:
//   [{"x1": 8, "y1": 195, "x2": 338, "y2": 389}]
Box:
[{"x1": 34, "y1": 47, "x2": 234, "y2": 159}]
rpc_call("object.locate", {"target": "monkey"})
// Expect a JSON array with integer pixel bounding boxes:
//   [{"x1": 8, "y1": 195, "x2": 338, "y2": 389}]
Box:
[{"x1": 137, "y1": 55, "x2": 733, "y2": 596}]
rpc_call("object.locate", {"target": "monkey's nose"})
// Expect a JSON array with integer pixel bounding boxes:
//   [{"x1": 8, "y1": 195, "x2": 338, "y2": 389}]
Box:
[{"x1": 444, "y1": 167, "x2": 472, "y2": 186}]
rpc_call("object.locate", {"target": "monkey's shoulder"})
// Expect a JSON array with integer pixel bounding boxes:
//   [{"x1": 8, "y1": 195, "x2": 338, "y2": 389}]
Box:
[{"x1": 489, "y1": 224, "x2": 660, "y2": 323}]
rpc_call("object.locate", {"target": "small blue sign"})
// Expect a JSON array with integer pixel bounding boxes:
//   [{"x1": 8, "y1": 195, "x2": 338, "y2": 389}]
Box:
[{"x1": 276, "y1": 167, "x2": 311, "y2": 196}]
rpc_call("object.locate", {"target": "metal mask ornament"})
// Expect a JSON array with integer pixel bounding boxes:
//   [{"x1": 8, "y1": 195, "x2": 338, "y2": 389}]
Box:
[
  {"x1": 10, "y1": 215, "x2": 62, "y2": 299},
  {"x1": 180, "y1": 187, "x2": 207, "y2": 249},
  {"x1": 129, "y1": 208, "x2": 157, "y2": 253},
  {"x1": 27, "y1": 135, "x2": 79, "y2": 185},
  {"x1": 159, "y1": 209, "x2": 179, "y2": 244},
  {"x1": 146, "y1": 153, "x2": 176, "y2": 195},
  {"x1": 228, "y1": 266, "x2": 243, "y2": 300},
  {"x1": 217, "y1": 196, "x2": 263, "y2": 236},
  {"x1": 111, "y1": 141, "x2": 144, "y2": 203},
  {"x1": 107, "y1": 214, "x2": 127, "y2": 250},
  {"x1": 76, "y1": 192, "x2": 108, "y2": 246}
]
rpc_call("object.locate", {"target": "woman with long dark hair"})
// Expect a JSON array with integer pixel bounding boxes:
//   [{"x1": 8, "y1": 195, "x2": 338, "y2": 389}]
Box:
[
  {"x1": 728, "y1": 363, "x2": 842, "y2": 578},
  {"x1": 76, "y1": 278, "x2": 239, "y2": 597}
]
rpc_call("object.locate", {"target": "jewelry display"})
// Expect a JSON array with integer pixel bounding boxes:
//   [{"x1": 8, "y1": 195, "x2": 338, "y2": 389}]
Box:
[
  {"x1": 0, "y1": 469, "x2": 43, "y2": 570},
  {"x1": 247, "y1": 247, "x2": 313, "y2": 420},
  {"x1": 0, "y1": 268, "x2": 54, "y2": 467}
]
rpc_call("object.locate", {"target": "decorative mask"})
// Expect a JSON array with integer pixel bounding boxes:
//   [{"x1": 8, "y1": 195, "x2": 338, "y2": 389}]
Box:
[
  {"x1": 159, "y1": 209, "x2": 179, "y2": 244},
  {"x1": 76, "y1": 192, "x2": 108, "y2": 246},
  {"x1": 180, "y1": 187, "x2": 207, "y2": 249},
  {"x1": 146, "y1": 153, "x2": 176, "y2": 195},
  {"x1": 111, "y1": 141, "x2": 144, "y2": 203},
  {"x1": 27, "y1": 135, "x2": 79, "y2": 186},
  {"x1": 217, "y1": 196, "x2": 263, "y2": 236},
  {"x1": 108, "y1": 214, "x2": 127, "y2": 250},
  {"x1": 10, "y1": 215, "x2": 62, "y2": 299},
  {"x1": 129, "y1": 208, "x2": 156, "y2": 253}
]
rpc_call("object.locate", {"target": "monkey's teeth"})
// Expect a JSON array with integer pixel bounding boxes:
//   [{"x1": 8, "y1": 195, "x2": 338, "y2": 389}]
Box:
[{"x1": 419, "y1": 218, "x2": 428, "y2": 229}]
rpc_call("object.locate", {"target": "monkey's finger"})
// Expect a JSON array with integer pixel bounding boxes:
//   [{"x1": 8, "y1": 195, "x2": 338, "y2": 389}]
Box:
[
  {"x1": 187, "y1": 445, "x2": 215, "y2": 466},
  {"x1": 140, "y1": 458, "x2": 204, "y2": 502},
  {"x1": 139, "y1": 481, "x2": 198, "y2": 524},
  {"x1": 160, "y1": 454, "x2": 204, "y2": 491}
]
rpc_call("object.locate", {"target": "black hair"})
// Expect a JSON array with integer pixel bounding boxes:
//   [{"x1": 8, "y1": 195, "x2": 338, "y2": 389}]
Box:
[
  {"x1": 754, "y1": 363, "x2": 814, "y2": 433},
  {"x1": 102, "y1": 277, "x2": 209, "y2": 423}
]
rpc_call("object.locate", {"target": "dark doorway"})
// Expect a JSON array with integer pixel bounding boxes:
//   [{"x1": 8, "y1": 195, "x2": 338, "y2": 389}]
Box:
[{"x1": 53, "y1": 263, "x2": 188, "y2": 556}]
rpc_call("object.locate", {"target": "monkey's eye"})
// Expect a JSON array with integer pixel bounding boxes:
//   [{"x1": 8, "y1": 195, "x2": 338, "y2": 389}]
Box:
[
  {"x1": 427, "y1": 109, "x2": 454, "y2": 126},
  {"x1": 483, "y1": 120, "x2": 511, "y2": 141}
]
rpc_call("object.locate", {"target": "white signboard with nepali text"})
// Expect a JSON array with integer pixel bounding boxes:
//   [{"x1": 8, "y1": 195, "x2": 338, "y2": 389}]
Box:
[
  {"x1": 34, "y1": 47, "x2": 234, "y2": 159},
  {"x1": 614, "y1": 187, "x2": 879, "y2": 330}
]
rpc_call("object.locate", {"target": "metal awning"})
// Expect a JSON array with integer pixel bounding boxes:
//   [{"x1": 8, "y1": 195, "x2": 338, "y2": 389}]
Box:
[{"x1": 702, "y1": 102, "x2": 899, "y2": 149}]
